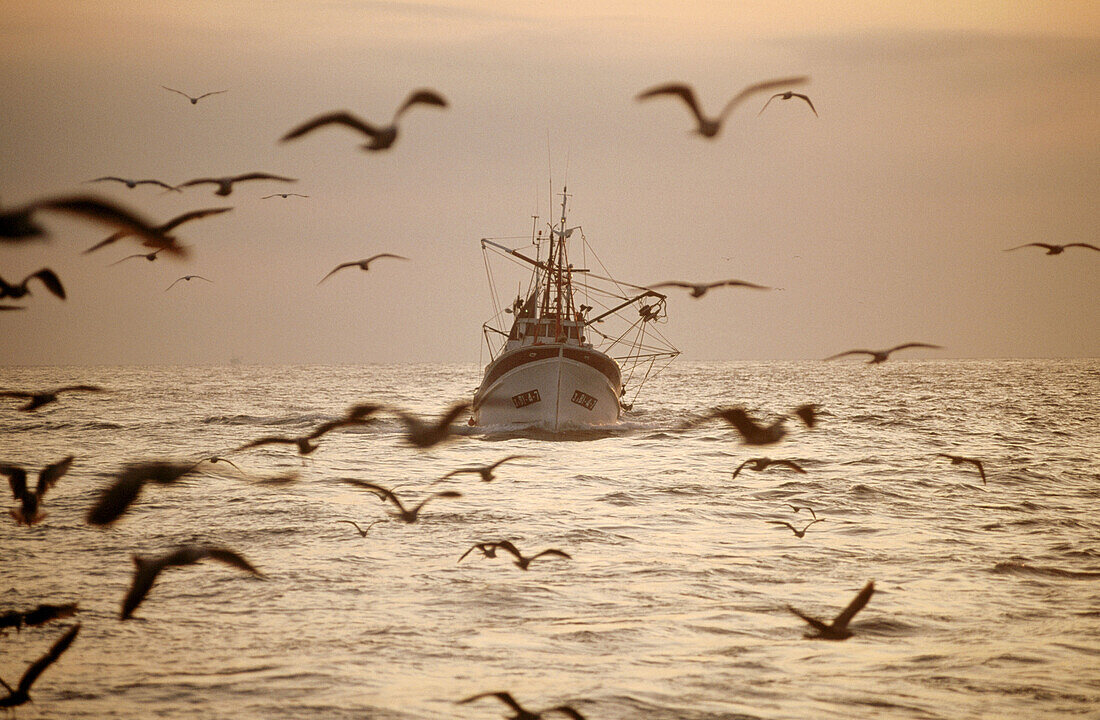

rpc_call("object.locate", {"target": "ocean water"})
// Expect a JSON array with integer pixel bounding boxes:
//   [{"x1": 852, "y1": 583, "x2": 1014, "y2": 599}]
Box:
[{"x1": 2, "y1": 359, "x2": 1099, "y2": 719}]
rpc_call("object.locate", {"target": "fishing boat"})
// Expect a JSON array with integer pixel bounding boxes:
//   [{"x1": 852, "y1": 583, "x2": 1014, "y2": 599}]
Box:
[{"x1": 472, "y1": 188, "x2": 679, "y2": 431}]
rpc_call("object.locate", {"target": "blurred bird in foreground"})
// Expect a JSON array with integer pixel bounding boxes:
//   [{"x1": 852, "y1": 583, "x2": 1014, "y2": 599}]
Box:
[
  {"x1": 0, "y1": 624, "x2": 80, "y2": 710},
  {"x1": 0, "y1": 269, "x2": 65, "y2": 300},
  {"x1": 636, "y1": 76, "x2": 808, "y2": 138},
  {"x1": 2, "y1": 455, "x2": 74, "y2": 525},
  {"x1": 317, "y1": 253, "x2": 409, "y2": 284},
  {"x1": 121, "y1": 545, "x2": 262, "y2": 619},
  {"x1": 0, "y1": 385, "x2": 103, "y2": 412},
  {"x1": 458, "y1": 690, "x2": 587, "y2": 720},
  {"x1": 788, "y1": 581, "x2": 874, "y2": 640},
  {"x1": 936, "y1": 453, "x2": 987, "y2": 484},
  {"x1": 824, "y1": 343, "x2": 942, "y2": 364},
  {"x1": 281, "y1": 89, "x2": 448, "y2": 151}
]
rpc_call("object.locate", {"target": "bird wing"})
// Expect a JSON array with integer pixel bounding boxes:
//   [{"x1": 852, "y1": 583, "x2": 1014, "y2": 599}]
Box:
[
  {"x1": 36, "y1": 455, "x2": 75, "y2": 496},
  {"x1": 458, "y1": 691, "x2": 525, "y2": 712},
  {"x1": 86, "y1": 462, "x2": 190, "y2": 526},
  {"x1": 756, "y1": 93, "x2": 783, "y2": 115},
  {"x1": 89, "y1": 176, "x2": 127, "y2": 184},
  {"x1": 730, "y1": 459, "x2": 751, "y2": 479},
  {"x1": 647, "y1": 281, "x2": 694, "y2": 291},
  {"x1": 2, "y1": 465, "x2": 29, "y2": 501},
  {"x1": 16, "y1": 623, "x2": 80, "y2": 694},
  {"x1": 774, "y1": 460, "x2": 807, "y2": 473},
  {"x1": 491, "y1": 540, "x2": 524, "y2": 562},
  {"x1": 281, "y1": 112, "x2": 383, "y2": 141},
  {"x1": 160, "y1": 86, "x2": 192, "y2": 99},
  {"x1": 1003, "y1": 243, "x2": 1054, "y2": 252},
  {"x1": 457, "y1": 544, "x2": 482, "y2": 562},
  {"x1": 531, "y1": 549, "x2": 572, "y2": 561},
  {"x1": 636, "y1": 83, "x2": 708, "y2": 127},
  {"x1": 547, "y1": 706, "x2": 588, "y2": 720},
  {"x1": 1065, "y1": 243, "x2": 1100, "y2": 251},
  {"x1": 195, "y1": 90, "x2": 228, "y2": 100},
  {"x1": 0, "y1": 391, "x2": 35, "y2": 399},
  {"x1": 121, "y1": 555, "x2": 168, "y2": 618},
  {"x1": 394, "y1": 89, "x2": 449, "y2": 119},
  {"x1": 317, "y1": 262, "x2": 358, "y2": 284},
  {"x1": 718, "y1": 76, "x2": 809, "y2": 122},
  {"x1": 489, "y1": 454, "x2": 533, "y2": 470},
  {"x1": 792, "y1": 93, "x2": 818, "y2": 116},
  {"x1": 201, "y1": 547, "x2": 263, "y2": 576},
  {"x1": 164, "y1": 277, "x2": 185, "y2": 291},
  {"x1": 109, "y1": 253, "x2": 150, "y2": 266},
  {"x1": 363, "y1": 253, "x2": 410, "y2": 266},
  {"x1": 714, "y1": 279, "x2": 771, "y2": 290},
  {"x1": 159, "y1": 207, "x2": 233, "y2": 232},
  {"x1": 800, "y1": 519, "x2": 823, "y2": 533},
  {"x1": 34, "y1": 195, "x2": 172, "y2": 249},
  {"x1": 56, "y1": 384, "x2": 104, "y2": 395},
  {"x1": 832, "y1": 581, "x2": 874, "y2": 630},
  {"x1": 229, "y1": 172, "x2": 297, "y2": 183},
  {"x1": 767, "y1": 520, "x2": 797, "y2": 533},
  {"x1": 414, "y1": 490, "x2": 462, "y2": 512},
  {"x1": 136, "y1": 180, "x2": 179, "y2": 190},
  {"x1": 822, "y1": 349, "x2": 873, "y2": 361},
  {"x1": 972, "y1": 459, "x2": 987, "y2": 483},
  {"x1": 786, "y1": 605, "x2": 830, "y2": 634},
  {"x1": 177, "y1": 178, "x2": 219, "y2": 189},
  {"x1": 83, "y1": 231, "x2": 126, "y2": 254},
  {"x1": 886, "y1": 343, "x2": 942, "y2": 354},
  {"x1": 236, "y1": 436, "x2": 298, "y2": 450},
  {"x1": 339, "y1": 478, "x2": 397, "y2": 503}
]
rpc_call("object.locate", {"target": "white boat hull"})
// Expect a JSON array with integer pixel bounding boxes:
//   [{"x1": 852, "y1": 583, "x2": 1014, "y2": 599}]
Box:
[{"x1": 472, "y1": 344, "x2": 622, "y2": 431}]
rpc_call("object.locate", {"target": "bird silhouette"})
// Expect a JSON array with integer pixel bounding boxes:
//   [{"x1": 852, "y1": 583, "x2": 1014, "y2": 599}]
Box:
[
  {"x1": 457, "y1": 542, "x2": 504, "y2": 562},
  {"x1": 108, "y1": 249, "x2": 163, "y2": 266},
  {"x1": 767, "y1": 519, "x2": 823, "y2": 538},
  {"x1": 394, "y1": 402, "x2": 470, "y2": 448},
  {"x1": 281, "y1": 89, "x2": 448, "y2": 151},
  {"x1": 788, "y1": 581, "x2": 874, "y2": 640},
  {"x1": 82, "y1": 206, "x2": 232, "y2": 257},
  {"x1": 824, "y1": 343, "x2": 942, "y2": 364},
  {"x1": 340, "y1": 479, "x2": 461, "y2": 523},
  {"x1": 787, "y1": 504, "x2": 817, "y2": 519},
  {"x1": 85, "y1": 461, "x2": 196, "y2": 526},
  {"x1": 88, "y1": 176, "x2": 179, "y2": 192},
  {"x1": 2, "y1": 455, "x2": 74, "y2": 525},
  {"x1": 936, "y1": 453, "x2": 987, "y2": 485},
  {"x1": 236, "y1": 404, "x2": 383, "y2": 456},
  {"x1": 1004, "y1": 243, "x2": 1099, "y2": 255},
  {"x1": 165, "y1": 275, "x2": 213, "y2": 291},
  {"x1": 458, "y1": 691, "x2": 587, "y2": 720},
  {"x1": 337, "y1": 519, "x2": 381, "y2": 537},
  {"x1": 0, "y1": 385, "x2": 103, "y2": 412},
  {"x1": 757, "y1": 91, "x2": 818, "y2": 116},
  {"x1": 646, "y1": 279, "x2": 771, "y2": 298},
  {"x1": 1, "y1": 194, "x2": 179, "y2": 245},
  {"x1": 178, "y1": 173, "x2": 297, "y2": 197},
  {"x1": 161, "y1": 86, "x2": 227, "y2": 104},
  {"x1": 121, "y1": 545, "x2": 262, "y2": 619},
  {"x1": 317, "y1": 253, "x2": 409, "y2": 284},
  {"x1": 0, "y1": 269, "x2": 65, "y2": 300},
  {"x1": 0, "y1": 603, "x2": 78, "y2": 633},
  {"x1": 262, "y1": 193, "x2": 310, "y2": 199},
  {"x1": 731, "y1": 457, "x2": 806, "y2": 479},
  {"x1": 0, "y1": 624, "x2": 80, "y2": 710},
  {"x1": 487, "y1": 540, "x2": 571, "y2": 571},
  {"x1": 693, "y1": 404, "x2": 817, "y2": 445},
  {"x1": 636, "y1": 76, "x2": 808, "y2": 138},
  {"x1": 437, "y1": 455, "x2": 534, "y2": 482}
]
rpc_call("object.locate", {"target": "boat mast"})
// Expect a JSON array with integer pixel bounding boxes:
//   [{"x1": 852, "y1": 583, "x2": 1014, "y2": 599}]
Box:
[{"x1": 540, "y1": 187, "x2": 575, "y2": 336}]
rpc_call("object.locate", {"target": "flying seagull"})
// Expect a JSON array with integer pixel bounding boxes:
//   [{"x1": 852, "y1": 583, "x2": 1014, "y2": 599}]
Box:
[
  {"x1": 235, "y1": 404, "x2": 383, "y2": 456},
  {"x1": 787, "y1": 581, "x2": 875, "y2": 640},
  {"x1": 337, "y1": 519, "x2": 381, "y2": 537},
  {"x1": 281, "y1": 88, "x2": 449, "y2": 151},
  {"x1": 121, "y1": 544, "x2": 262, "y2": 619},
  {"x1": 692, "y1": 404, "x2": 818, "y2": 445},
  {"x1": 340, "y1": 479, "x2": 461, "y2": 523},
  {"x1": 1003, "y1": 243, "x2": 1099, "y2": 255},
  {"x1": 757, "y1": 91, "x2": 818, "y2": 116},
  {"x1": 767, "y1": 519, "x2": 823, "y2": 538},
  {"x1": 88, "y1": 176, "x2": 179, "y2": 192},
  {"x1": 457, "y1": 542, "x2": 504, "y2": 562},
  {"x1": 161, "y1": 86, "x2": 227, "y2": 104},
  {"x1": 458, "y1": 691, "x2": 587, "y2": 720},
  {"x1": 86, "y1": 461, "x2": 197, "y2": 526},
  {"x1": 0, "y1": 269, "x2": 65, "y2": 300},
  {"x1": 165, "y1": 275, "x2": 212, "y2": 291},
  {"x1": 394, "y1": 402, "x2": 470, "y2": 449},
  {"x1": 179, "y1": 172, "x2": 297, "y2": 197},
  {"x1": 731, "y1": 457, "x2": 806, "y2": 479},
  {"x1": 636, "y1": 76, "x2": 808, "y2": 138},
  {"x1": 437, "y1": 455, "x2": 534, "y2": 482},
  {"x1": 480, "y1": 540, "x2": 571, "y2": 571},
  {"x1": 82, "y1": 206, "x2": 233, "y2": 257},
  {"x1": 646, "y1": 279, "x2": 771, "y2": 298},
  {"x1": 936, "y1": 453, "x2": 987, "y2": 485},
  {"x1": 0, "y1": 624, "x2": 80, "y2": 710},
  {"x1": 109, "y1": 249, "x2": 162, "y2": 266},
  {"x1": 317, "y1": 253, "x2": 409, "y2": 284},
  {"x1": 1, "y1": 194, "x2": 178, "y2": 245},
  {"x1": 262, "y1": 193, "x2": 310, "y2": 199},
  {"x1": 0, "y1": 385, "x2": 103, "y2": 412},
  {"x1": 787, "y1": 504, "x2": 817, "y2": 519},
  {"x1": 824, "y1": 343, "x2": 942, "y2": 364},
  {"x1": 2, "y1": 456, "x2": 74, "y2": 525}
]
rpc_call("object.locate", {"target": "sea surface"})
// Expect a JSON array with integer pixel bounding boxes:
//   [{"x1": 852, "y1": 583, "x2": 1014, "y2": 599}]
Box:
[{"x1": 2, "y1": 360, "x2": 1099, "y2": 719}]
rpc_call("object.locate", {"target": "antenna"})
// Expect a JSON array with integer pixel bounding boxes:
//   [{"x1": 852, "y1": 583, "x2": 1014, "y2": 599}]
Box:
[{"x1": 546, "y1": 129, "x2": 553, "y2": 223}]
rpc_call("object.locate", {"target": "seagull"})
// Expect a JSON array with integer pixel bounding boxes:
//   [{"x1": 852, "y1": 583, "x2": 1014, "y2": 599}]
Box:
[
  {"x1": 262, "y1": 193, "x2": 310, "y2": 199},
  {"x1": 88, "y1": 176, "x2": 179, "y2": 192},
  {"x1": 394, "y1": 402, "x2": 471, "y2": 448},
  {"x1": 458, "y1": 691, "x2": 587, "y2": 720},
  {"x1": 161, "y1": 86, "x2": 227, "y2": 104},
  {"x1": 488, "y1": 540, "x2": 571, "y2": 571},
  {"x1": 824, "y1": 343, "x2": 942, "y2": 364},
  {"x1": 788, "y1": 581, "x2": 875, "y2": 640},
  {"x1": 787, "y1": 504, "x2": 817, "y2": 519},
  {"x1": 936, "y1": 453, "x2": 987, "y2": 485},
  {"x1": 337, "y1": 519, "x2": 381, "y2": 537},
  {"x1": 82, "y1": 206, "x2": 232, "y2": 257},
  {"x1": 636, "y1": 76, "x2": 808, "y2": 138},
  {"x1": 2, "y1": 456, "x2": 74, "y2": 525},
  {"x1": 340, "y1": 479, "x2": 461, "y2": 523},
  {"x1": 0, "y1": 269, "x2": 65, "y2": 300},
  {"x1": 121, "y1": 544, "x2": 262, "y2": 619},
  {"x1": 317, "y1": 253, "x2": 409, "y2": 284},
  {"x1": 178, "y1": 172, "x2": 297, "y2": 197},
  {"x1": 757, "y1": 91, "x2": 818, "y2": 116},
  {"x1": 281, "y1": 88, "x2": 449, "y2": 151},
  {"x1": 731, "y1": 457, "x2": 806, "y2": 479},
  {"x1": 693, "y1": 404, "x2": 817, "y2": 445},
  {"x1": 646, "y1": 279, "x2": 772, "y2": 298},
  {"x1": 0, "y1": 624, "x2": 80, "y2": 710},
  {"x1": 457, "y1": 542, "x2": 504, "y2": 562},
  {"x1": 767, "y1": 519, "x2": 823, "y2": 538},
  {"x1": 235, "y1": 404, "x2": 383, "y2": 456},
  {"x1": 1, "y1": 194, "x2": 176, "y2": 245},
  {"x1": 0, "y1": 385, "x2": 104, "y2": 412},
  {"x1": 109, "y1": 249, "x2": 163, "y2": 266},
  {"x1": 1004, "y1": 242, "x2": 1099, "y2": 255},
  {"x1": 437, "y1": 455, "x2": 534, "y2": 482},
  {"x1": 85, "y1": 461, "x2": 197, "y2": 526},
  {"x1": 164, "y1": 275, "x2": 213, "y2": 291},
  {"x1": 0, "y1": 603, "x2": 78, "y2": 633}
]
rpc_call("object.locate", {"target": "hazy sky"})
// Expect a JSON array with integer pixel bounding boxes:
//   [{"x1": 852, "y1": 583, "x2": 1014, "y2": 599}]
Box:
[{"x1": 2, "y1": 1, "x2": 1097, "y2": 365}]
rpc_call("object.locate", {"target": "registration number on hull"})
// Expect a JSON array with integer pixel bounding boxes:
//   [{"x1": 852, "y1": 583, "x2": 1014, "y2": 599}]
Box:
[
  {"x1": 570, "y1": 390, "x2": 597, "y2": 410},
  {"x1": 511, "y1": 389, "x2": 541, "y2": 408}
]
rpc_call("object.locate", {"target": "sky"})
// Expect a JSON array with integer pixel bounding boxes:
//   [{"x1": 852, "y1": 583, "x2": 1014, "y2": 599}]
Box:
[{"x1": 1, "y1": 1, "x2": 1098, "y2": 365}]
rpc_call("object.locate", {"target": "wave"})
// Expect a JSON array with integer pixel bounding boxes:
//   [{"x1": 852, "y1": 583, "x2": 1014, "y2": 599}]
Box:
[{"x1": 991, "y1": 561, "x2": 1100, "y2": 579}]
